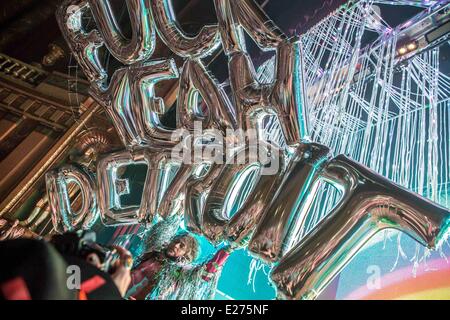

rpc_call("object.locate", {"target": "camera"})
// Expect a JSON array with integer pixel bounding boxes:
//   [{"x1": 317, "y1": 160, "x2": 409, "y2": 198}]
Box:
[{"x1": 50, "y1": 230, "x2": 120, "y2": 274}]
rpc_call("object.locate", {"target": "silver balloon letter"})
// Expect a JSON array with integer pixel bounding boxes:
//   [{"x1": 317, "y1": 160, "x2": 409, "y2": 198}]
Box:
[
  {"x1": 151, "y1": 0, "x2": 221, "y2": 59},
  {"x1": 88, "y1": 0, "x2": 156, "y2": 64},
  {"x1": 91, "y1": 59, "x2": 179, "y2": 147},
  {"x1": 97, "y1": 149, "x2": 163, "y2": 226},
  {"x1": 249, "y1": 142, "x2": 331, "y2": 262},
  {"x1": 177, "y1": 59, "x2": 237, "y2": 133},
  {"x1": 271, "y1": 155, "x2": 450, "y2": 300},
  {"x1": 46, "y1": 164, "x2": 99, "y2": 233},
  {"x1": 56, "y1": 0, "x2": 107, "y2": 88},
  {"x1": 214, "y1": 0, "x2": 309, "y2": 145}
]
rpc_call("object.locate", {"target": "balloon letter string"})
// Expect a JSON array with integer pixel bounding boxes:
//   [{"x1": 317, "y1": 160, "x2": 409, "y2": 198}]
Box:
[{"x1": 48, "y1": 0, "x2": 450, "y2": 300}]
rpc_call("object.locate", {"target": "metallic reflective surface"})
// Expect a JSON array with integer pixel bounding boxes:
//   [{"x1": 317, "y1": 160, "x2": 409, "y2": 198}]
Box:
[
  {"x1": 56, "y1": 0, "x2": 107, "y2": 89},
  {"x1": 151, "y1": 0, "x2": 221, "y2": 58},
  {"x1": 213, "y1": 0, "x2": 285, "y2": 55},
  {"x1": 226, "y1": 142, "x2": 286, "y2": 245},
  {"x1": 97, "y1": 148, "x2": 163, "y2": 226},
  {"x1": 249, "y1": 142, "x2": 331, "y2": 262},
  {"x1": 157, "y1": 162, "x2": 192, "y2": 219},
  {"x1": 228, "y1": 40, "x2": 307, "y2": 147},
  {"x1": 271, "y1": 155, "x2": 450, "y2": 300},
  {"x1": 201, "y1": 143, "x2": 282, "y2": 243},
  {"x1": 88, "y1": 0, "x2": 156, "y2": 64},
  {"x1": 52, "y1": 0, "x2": 450, "y2": 300},
  {"x1": 177, "y1": 59, "x2": 237, "y2": 133},
  {"x1": 214, "y1": 0, "x2": 308, "y2": 145},
  {"x1": 46, "y1": 164, "x2": 99, "y2": 233},
  {"x1": 184, "y1": 162, "x2": 223, "y2": 235},
  {"x1": 91, "y1": 59, "x2": 179, "y2": 148}
]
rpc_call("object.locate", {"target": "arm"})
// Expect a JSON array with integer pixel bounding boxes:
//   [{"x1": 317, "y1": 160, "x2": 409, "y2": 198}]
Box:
[
  {"x1": 127, "y1": 258, "x2": 162, "y2": 300},
  {"x1": 201, "y1": 246, "x2": 233, "y2": 282}
]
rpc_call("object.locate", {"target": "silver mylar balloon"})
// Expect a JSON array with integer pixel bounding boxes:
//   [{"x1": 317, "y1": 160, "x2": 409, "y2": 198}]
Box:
[
  {"x1": 228, "y1": 39, "x2": 308, "y2": 147},
  {"x1": 214, "y1": 0, "x2": 308, "y2": 145},
  {"x1": 201, "y1": 142, "x2": 283, "y2": 244},
  {"x1": 46, "y1": 164, "x2": 99, "y2": 233},
  {"x1": 56, "y1": 0, "x2": 107, "y2": 89},
  {"x1": 91, "y1": 59, "x2": 179, "y2": 148},
  {"x1": 213, "y1": 0, "x2": 286, "y2": 55},
  {"x1": 151, "y1": 0, "x2": 221, "y2": 59},
  {"x1": 177, "y1": 59, "x2": 238, "y2": 134},
  {"x1": 157, "y1": 162, "x2": 193, "y2": 219},
  {"x1": 249, "y1": 142, "x2": 331, "y2": 263},
  {"x1": 271, "y1": 40, "x2": 309, "y2": 145},
  {"x1": 88, "y1": 0, "x2": 156, "y2": 65},
  {"x1": 129, "y1": 60, "x2": 180, "y2": 146},
  {"x1": 184, "y1": 162, "x2": 224, "y2": 235},
  {"x1": 153, "y1": 158, "x2": 181, "y2": 209},
  {"x1": 97, "y1": 148, "x2": 165, "y2": 226},
  {"x1": 226, "y1": 142, "x2": 286, "y2": 245},
  {"x1": 271, "y1": 155, "x2": 450, "y2": 300},
  {"x1": 177, "y1": 138, "x2": 227, "y2": 234}
]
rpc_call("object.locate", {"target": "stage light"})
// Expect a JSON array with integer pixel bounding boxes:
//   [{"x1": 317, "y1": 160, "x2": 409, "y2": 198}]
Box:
[
  {"x1": 398, "y1": 47, "x2": 408, "y2": 55},
  {"x1": 407, "y1": 42, "x2": 417, "y2": 51}
]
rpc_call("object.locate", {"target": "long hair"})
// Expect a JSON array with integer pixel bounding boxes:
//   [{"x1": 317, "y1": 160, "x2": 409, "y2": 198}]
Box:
[{"x1": 172, "y1": 233, "x2": 199, "y2": 263}]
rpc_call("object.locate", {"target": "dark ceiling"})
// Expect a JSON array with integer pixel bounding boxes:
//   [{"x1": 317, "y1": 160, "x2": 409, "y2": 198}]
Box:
[
  {"x1": 1, "y1": 0, "x2": 446, "y2": 87},
  {"x1": 0, "y1": 0, "x2": 349, "y2": 73}
]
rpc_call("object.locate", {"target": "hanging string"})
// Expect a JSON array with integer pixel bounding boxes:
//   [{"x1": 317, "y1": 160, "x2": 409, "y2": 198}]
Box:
[{"x1": 258, "y1": 0, "x2": 449, "y2": 254}]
